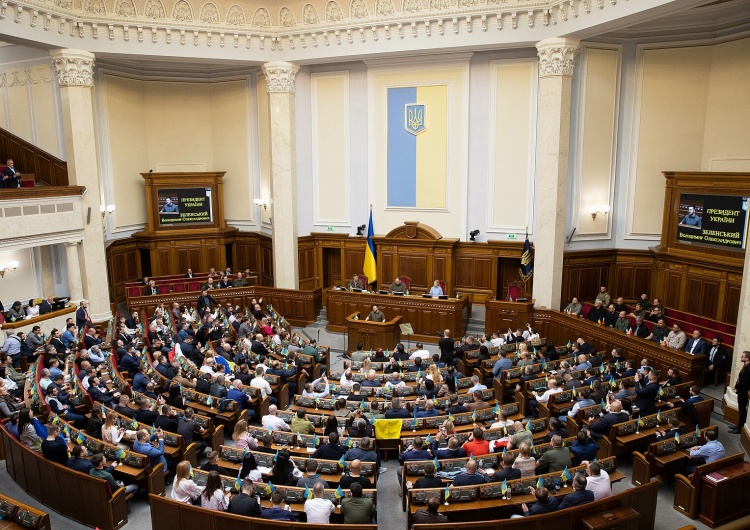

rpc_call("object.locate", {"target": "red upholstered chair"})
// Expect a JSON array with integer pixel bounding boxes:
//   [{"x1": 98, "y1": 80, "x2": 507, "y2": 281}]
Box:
[
  {"x1": 127, "y1": 286, "x2": 142, "y2": 298},
  {"x1": 399, "y1": 276, "x2": 411, "y2": 290},
  {"x1": 172, "y1": 283, "x2": 185, "y2": 293},
  {"x1": 359, "y1": 274, "x2": 368, "y2": 287},
  {"x1": 507, "y1": 282, "x2": 522, "y2": 301},
  {"x1": 438, "y1": 280, "x2": 447, "y2": 294},
  {"x1": 158, "y1": 285, "x2": 170, "y2": 294},
  {"x1": 188, "y1": 282, "x2": 201, "y2": 292}
]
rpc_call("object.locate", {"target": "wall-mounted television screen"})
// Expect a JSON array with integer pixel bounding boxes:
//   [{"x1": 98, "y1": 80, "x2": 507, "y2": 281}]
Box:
[
  {"x1": 157, "y1": 188, "x2": 213, "y2": 226},
  {"x1": 676, "y1": 193, "x2": 749, "y2": 251}
]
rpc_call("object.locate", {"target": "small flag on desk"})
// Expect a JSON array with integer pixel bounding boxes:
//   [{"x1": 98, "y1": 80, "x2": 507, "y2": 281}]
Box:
[
  {"x1": 657, "y1": 410, "x2": 662, "y2": 422},
  {"x1": 425, "y1": 434, "x2": 432, "y2": 445},
  {"x1": 675, "y1": 431, "x2": 680, "y2": 444},
  {"x1": 492, "y1": 404, "x2": 500, "y2": 415},
  {"x1": 600, "y1": 399, "x2": 605, "y2": 410},
  {"x1": 234, "y1": 476, "x2": 242, "y2": 491},
  {"x1": 638, "y1": 416, "x2": 644, "y2": 427},
  {"x1": 266, "y1": 482, "x2": 275, "y2": 493},
  {"x1": 313, "y1": 433, "x2": 319, "y2": 447},
  {"x1": 117, "y1": 448, "x2": 126, "y2": 460},
  {"x1": 76, "y1": 431, "x2": 85, "y2": 444},
  {"x1": 448, "y1": 412, "x2": 455, "y2": 423},
  {"x1": 189, "y1": 463, "x2": 194, "y2": 478},
  {"x1": 502, "y1": 445, "x2": 507, "y2": 454},
  {"x1": 444, "y1": 484, "x2": 451, "y2": 502},
  {"x1": 561, "y1": 467, "x2": 571, "y2": 482},
  {"x1": 695, "y1": 425, "x2": 700, "y2": 438},
  {"x1": 537, "y1": 476, "x2": 544, "y2": 489},
  {"x1": 335, "y1": 485, "x2": 345, "y2": 499},
  {"x1": 338, "y1": 455, "x2": 347, "y2": 469},
  {"x1": 658, "y1": 386, "x2": 664, "y2": 397},
  {"x1": 572, "y1": 386, "x2": 577, "y2": 398},
  {"x1": 567, "y1": 340, "x2": 572, "y2": 349},
  {"x1": 433, "y1": 457, "x2": 440, "y2": 471},
  {"x1": 501, "y1": 479, "x2": 508, "y2": 495},
  {"x1": 273, "y1": 450, "x2": 279, "y2": 462},
  {"x1": 304, "y1": 484, "x2": 312, "y2": 500},
  {"x1": 471, "y1": 410, "x2": 477, "y2": 423},
  {"x1": 525, "y1": 421, "x2": 531, "y2": 432}
]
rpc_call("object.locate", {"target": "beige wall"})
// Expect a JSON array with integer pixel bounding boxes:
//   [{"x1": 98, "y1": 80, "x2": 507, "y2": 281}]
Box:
[
  {"x1": 256, "y1": 75, "x2": 272, "y2": 227},
  {"x1": 0, "y1": 248, "x2": 40, "y2": 305},
  {"x1": 575, "y1": 45, "x2": 620, "y2": 239},
  {"x1": 629, "y1": 36, "x2": 750, "y2": 238},
  {"x1": 311, "y1": 71, "x2": 350, "y2": 227},
  {"x1": 629, "y1": 46, "x2": 711, "y2": 237},
  {"x1": 488, "y1": 59, "x2": 536, "y2": 234},
  {"x1": 101, "y1": 74, "x2": 254, "y2": 232},
  {"x1": 0, "y1": 61, "x2": 62, "y2": 159},
  {"x1": 702, "y1": 37, "x2": 750, "y2": 172}
]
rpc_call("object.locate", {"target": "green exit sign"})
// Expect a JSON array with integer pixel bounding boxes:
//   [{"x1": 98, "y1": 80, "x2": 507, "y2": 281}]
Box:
[
  {"x1": 507, "y1": 233, "x2": 517, "y2": 239},
  {"x1": 326, "y1": 226, "x2": 334, "y2": 232}
]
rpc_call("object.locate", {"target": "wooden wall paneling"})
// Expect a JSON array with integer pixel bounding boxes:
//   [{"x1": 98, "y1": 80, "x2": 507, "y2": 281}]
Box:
[
  {"x1": 297, "y1": 239, "x2": 317, "y2": 290},
  {"x1": 0, "y1": 126, "x2": 69, "y2": 186},
  {"x1": 380, "y1": 252, "x2": 393, "y2": 285},
  {"x1": 724, "y1": 276, "x2": 742, "y2": 324},
  {"x1": 106, "y1": 238, "x2": 140, "y2": 303},
  {"x1": 398, "y1": 253, "x2": 429, "y2": 290},
  {"x1": 259, "y1": 238, "x2": 274, "y2": 286},
  {"x1": 560, "y1": 250, "x2": 614, "y2": 303}
]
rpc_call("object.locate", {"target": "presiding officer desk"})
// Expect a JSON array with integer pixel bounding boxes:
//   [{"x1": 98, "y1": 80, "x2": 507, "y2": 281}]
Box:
[{"x1": 325, "y1": 289, "x2": 471, "y2": 344}]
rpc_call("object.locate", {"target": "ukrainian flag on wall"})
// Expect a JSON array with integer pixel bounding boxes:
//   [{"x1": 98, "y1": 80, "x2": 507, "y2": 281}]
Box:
[{"x1": 387, "y1": 85, "x2": 448, "y2": 208}]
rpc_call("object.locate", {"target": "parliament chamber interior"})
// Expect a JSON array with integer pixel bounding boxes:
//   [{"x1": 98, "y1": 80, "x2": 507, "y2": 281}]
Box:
[{"x1": 1, "y1": 0, "x2": 750, "y2": 529}]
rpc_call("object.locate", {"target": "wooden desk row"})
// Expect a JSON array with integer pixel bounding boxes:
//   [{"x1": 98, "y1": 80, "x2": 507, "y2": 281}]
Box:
[
  {"x1": 0, "y1": 493, "x2": 50, "y2": 530},
  {"x1": 325, "y1": 288, "x2": 471, "y2": 344}
]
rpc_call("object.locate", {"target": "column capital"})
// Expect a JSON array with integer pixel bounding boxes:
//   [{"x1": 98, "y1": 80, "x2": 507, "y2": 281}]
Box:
[
  {"x1": 64, "y1": 240, "x2": 82, "y2": 247},
  {"x1": 49, "y1": 49, "x2": 95, "y2": 88},
  {"x1": 535, "y1": 38, "x2": 580, "y2": 78},
  {"x1": 261, "y1": 61, "x2": 299, "y2": 93}
]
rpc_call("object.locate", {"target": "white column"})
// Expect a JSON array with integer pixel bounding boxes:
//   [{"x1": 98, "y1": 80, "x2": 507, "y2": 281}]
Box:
[
  {"x1": 724, "y1": 245, "x2": 750, "y2": 432},
  {"x1": 64, "y1": 241, "x2": 84, "y2": 302},
  {"x1": 531, "y1": 38, "x2": 580, "y2": 310},
  {"x1": 50, "y1": 49, "x2": 112, "y2": 321},
  {"x1": 39, "y1": 245, "x2": 56, "y2": 297},
  {"x1": 262, "y1": 61, "x2": 300, "y2": 290}
]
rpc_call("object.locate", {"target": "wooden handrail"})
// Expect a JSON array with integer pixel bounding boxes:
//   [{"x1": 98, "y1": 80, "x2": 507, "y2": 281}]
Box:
[
  {"x1": 0, "y1": 185, "x2": 85, "y2": 200},
  {"x1": 0, "y1": 126, "x2": 68, "y2": 186}
]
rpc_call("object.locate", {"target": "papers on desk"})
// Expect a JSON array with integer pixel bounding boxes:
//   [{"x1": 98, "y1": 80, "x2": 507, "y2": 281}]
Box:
[
  {"x1": 258, "y1": 466, "x2": 272, "y2": 475},
  {"x1": 306, "y1": 447, "x2": 315, "y2": 453},
  {"x1": 705, "y1": 472, "x2": 728, "y2": 482},
  {"x1": 548, "y1": 370, "x2": 558, "y2": 375}
]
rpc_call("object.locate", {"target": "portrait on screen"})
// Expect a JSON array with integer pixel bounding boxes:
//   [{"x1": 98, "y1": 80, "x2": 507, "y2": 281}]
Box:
[
  {"x1": 678, "y1": 201, "x2": 703, "y2": 229},
  {"x1": 157, "y1": 188, "x2": 213, "y2": 227}
]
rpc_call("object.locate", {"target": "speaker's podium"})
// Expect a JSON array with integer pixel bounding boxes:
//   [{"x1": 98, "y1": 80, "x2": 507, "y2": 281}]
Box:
[{"x1": 346, "y1": 312, "x2": 402, "y2": 351}]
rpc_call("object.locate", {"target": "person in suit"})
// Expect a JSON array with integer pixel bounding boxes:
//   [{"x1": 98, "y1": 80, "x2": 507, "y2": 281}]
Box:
[
  {"x1": 633, "y1": 370, "x2": 659, "y2": 416},
  {"x1": 184, "y1": 268, "x2": 194, "y2": 278},
  {"x1": 76, "y1": 300, "x2": 93, "y2": 329},
  {"x1": 730, "y1": 351, "x2": 750, "y2": 434},
  {"x1": 519, "y1": 487, "x2": 559, "y2": 516},
  {"x1": 586, "y1": 300, "x2": 607, "y2": 323},
  {"x1": 705, "y1": 337, "x2": 728, "y2": 375},
  {"x1": 2, "y1": 159, "x2": 21, "y2": 188},
  {"x1": 349, "y1": 274, "x2": 364, "y2": 290},
  {"x1": 684, "y1": 329, "x2": 708, "y2": 355},
  {"x1": 228, "y1": 481, "x2": 262, "y2": 517},
  {"x1": 557, "y1": 474, "x2": 595, "y2": 510},
  {"x1": 488, "y1": 452, "x2": 522, "y2": 482},
  {"x1": 39, "y1": 296, "x2": 55, "y2": 315},
  {"x1": 196, "y1": 290, "x2": 216, "y2": 317},
  {"x1": 588, "y1": 400, "x2": 629, "y2": 438}
]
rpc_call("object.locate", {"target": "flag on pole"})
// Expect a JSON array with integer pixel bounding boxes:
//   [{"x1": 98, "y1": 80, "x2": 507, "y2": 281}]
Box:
[
  {"x1": 519, "y1": 231, "x2": 533, "y2": 281},
  {"x1": 674, "y1": 431, "x2": 680, "y2": 444},
  {"x1": 433, "y1": 457, "x2": 440, "y2": 471},
  {"x1": 501, "y1": 479, "x2": 508, "y2": 495},
  {"x1": 304, "y1": 484, "x2": 312, "y2": 499},
  {"x1": 536, "y1": 476, "x2": 544, "y2": 489},
  {"x1": 695, "y1": 425, "x2": 700, "y2": 438},
  {"x1": 363, "y1": 208, "x2": 377, "y2": 285},
  {"x1": 335, "y1": 485, "x2": 345, "y2": 499}
]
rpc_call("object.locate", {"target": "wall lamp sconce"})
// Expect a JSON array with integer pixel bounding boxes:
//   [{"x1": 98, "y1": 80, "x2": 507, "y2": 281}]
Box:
[
  {"x1": 469, "y1": 229, "x2": 480, "y2": 242},
  {"x1": 0, "y1": 260, "x2": 19, "y2": 278},
  {"x1": 254, "y1": 199, "x2": 268, "y2": 211},
  {"x1": 356, "y1": 224, "x2": 366, "y2": 236},
  {"x1": 100, "y1": 204, "x2": 115, "y2": 218},
  {"x1": 590, "y1": 205, "x2": 610, "y2": 220}
]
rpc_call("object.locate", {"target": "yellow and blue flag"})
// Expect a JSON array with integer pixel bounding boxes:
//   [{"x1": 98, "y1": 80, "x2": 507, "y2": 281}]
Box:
[
  {"x1": 338, "y1": 455, "x2": 347, "y2": 469},
  {"x1": 386, "y1": 86, "x2": 448, "y2": 210},
  {"x1": 304, "y1": 484, "x2": 313, "y2": 499},
  {"x1": 433, "y1": 457, "x2": 440, "y2": 470},
  {"x1": 363, "y1": 209, "x2": 377, "y2": 284},
  {"x1": 266, "y1": 481, "x2": 275, "y2": 493},
  {"x1": 189, "y1": 463, "x2": 194, "y2": 478},
  {"x1": 501, "y1": 479, "x2": 508, "y2": 495},
  {"x1": 335, "y1": 485, "x2": 345, "y2": 499},
  {"x1": 674, "y1": 431, "x2": 680, "y2": 444},
  {"x1": 444, "y1": 484, "x2": 451, "y2": 501},
  {"x1": 695, "y1": 425, "x2": 700, "y2": 437},
  {"x1": 536, "y1": 476, "x2": 544, "y2": 489},
  {"x1": 234, "y1": 476, "x2": 242, "y2": 491},
  {"x1": 561, "y1": 467, "x2": 571, "y2": 482}
]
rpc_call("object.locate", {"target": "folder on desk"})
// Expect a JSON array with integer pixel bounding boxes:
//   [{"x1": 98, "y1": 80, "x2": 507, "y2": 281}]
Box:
[{"x1": 400, "y1": 323, "x2": 414, "y2": 336}]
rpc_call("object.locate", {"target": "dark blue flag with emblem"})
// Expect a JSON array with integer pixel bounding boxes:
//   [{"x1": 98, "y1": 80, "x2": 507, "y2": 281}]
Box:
[{"x1": 519, "y1": 232, "x2": 533, "y2": 281}]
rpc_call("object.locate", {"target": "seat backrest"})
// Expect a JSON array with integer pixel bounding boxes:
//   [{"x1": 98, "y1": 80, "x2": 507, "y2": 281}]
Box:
[
  {"x1": 399, "y1": 276, "x2": 411, "y2": 289},
  {"x1": 439, "y1": 280, "x2": 446, "y2": 294},
  {"x1": 508, "y1": 284, "x2": 522, "y2": 301},
  {"x1": 359, "y1": 274, "x2": 368, "y2": 286},
  {"x1": 172, "y1": 283, "x2": 185, "y2": 293}
]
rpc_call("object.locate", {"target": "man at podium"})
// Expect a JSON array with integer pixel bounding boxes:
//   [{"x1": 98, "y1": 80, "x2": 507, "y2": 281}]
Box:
[{"x1": 365, "y1": 305, "x2": 385, "y2": 322}]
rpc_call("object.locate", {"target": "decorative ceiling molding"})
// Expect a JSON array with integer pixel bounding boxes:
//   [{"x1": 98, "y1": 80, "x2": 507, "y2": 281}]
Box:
[{"x1": 0, "y1": 0, "x2": 655, "y2": 53}]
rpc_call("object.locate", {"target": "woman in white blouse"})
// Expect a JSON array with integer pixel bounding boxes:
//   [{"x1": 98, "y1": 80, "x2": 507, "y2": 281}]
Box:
[
  {"x1": 26, "y1": 299, "x2": 40, "y2": 318},
  {"x1": 101, "y1": 412, "x2": 125, "y2": 445},
  {"x1": 201, "y1": 470, "x2": 230, "y2": 511},
  {"x1": 171, "y1": 461, "x2": 203, "y2": 504}
]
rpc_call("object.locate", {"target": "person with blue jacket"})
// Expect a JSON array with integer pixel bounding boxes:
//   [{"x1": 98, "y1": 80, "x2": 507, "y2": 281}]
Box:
[{"x1": 133, "y1": 428, "x2": 173, "y2": 484}]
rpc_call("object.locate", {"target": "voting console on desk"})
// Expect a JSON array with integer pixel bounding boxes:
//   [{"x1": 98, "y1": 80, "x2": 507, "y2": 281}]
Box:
[
  {"x1": 0, "y1": 499, "x2": 42, "y2": 529},
  {"x1": 273, "y1": 432, "x2": 296, "y2": 445},
  {"x1": 222, "y1": 447, "x2": 244, "y2": 462}
]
